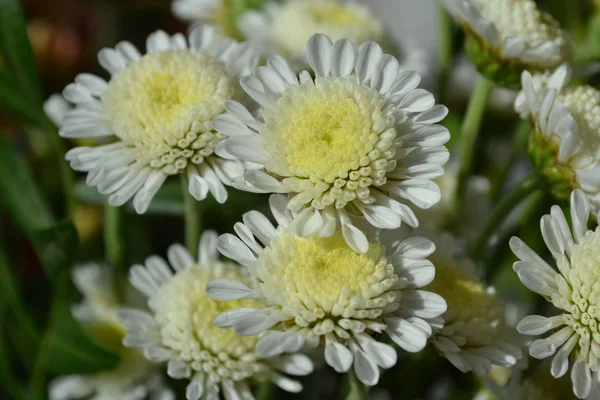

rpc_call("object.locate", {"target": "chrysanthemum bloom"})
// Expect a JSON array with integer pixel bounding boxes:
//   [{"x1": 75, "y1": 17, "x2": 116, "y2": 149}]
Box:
[
  {"x1": 512, "y1": 189, "x2": 600, "y2": 399},
  {"x1": 205, "y1": 195, "x2": 447, "y2": 386},
  {"x1": 213, "y1": 33, "x2": 450, "y2": 253},
  {"x1": 49, "y1": 264, "x2": 173, "y2": 400},
  {"x1": 235, "y1": 0, "x2": 390, "y2": 67},
  {"x1": 118, "y1": 232, "x2": 313, "y2": 400},
  {"x1": 515, "y1": 64, "x2": 600, "y2": 213},
  {"x1": 171, "y1": 0, "x2": 241, "y2": 39},
  {"x1": 59, "y1": 25, "x2": 258, "y2": 213},
  {"x1": 441, "y1": 0, "x2": 571, "y2": 88},
  {"x1": 423, "y1": 233, "x2": 522, "y2": 374}
]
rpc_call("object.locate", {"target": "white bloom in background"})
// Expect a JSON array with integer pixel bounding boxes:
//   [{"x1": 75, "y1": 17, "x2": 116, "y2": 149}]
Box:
[
  {"x1": 49, "y1": 264, "x2": 173, "y2": 400},
  {"x1": 205, "y1": 195, "x2": 447, "y2": 386},
  {"x1": 512, "y1": 189, "x2": 600, "y2": 399},
  {"x1": 515, "y1": 64, "x2": 600, "y2": 213},
  {"x1": 171, "y1": 0, "x2": 241, "y2": 39},
  {"x1": 238, "y1": 0, "x2": 387, "y2": 66},
  {"x1": 441, "y1": 0, "x2": 570, "y2": 87},
  {"x1": 213, "y1": 33, "x2": 450, "y2": 253},
  {"x1": 59, "y1": 25, "x2": 258, "y2": 214},
  {"x1": 422, "y1": 232, "x2": 522, "y2": 375},
  {"x1": 118, "y1": 232, "x2": 313, "y2": 400}
]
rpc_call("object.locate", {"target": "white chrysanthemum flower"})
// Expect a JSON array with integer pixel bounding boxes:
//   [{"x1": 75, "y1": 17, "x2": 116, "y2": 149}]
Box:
[
  {"x1": 49, "y1": 264, "x2": 173, "y2": 400},
  {"x1": 511, "y1": 189, "x2": 600, "y2": 399},
  {"x1": 59, "y1": 25, "x2": 258, "y2": 214},
  {"x1": 441, "y1": 0, "x2": 571, "y2": 87},
  {"x1": 421, "y1": 233, "x2": 522, "y2": 375},
  {"x1": 118, "y1": 232, "x2": 313, "y2": 400},
  {"x1": 515, "y1": 64, "x2": 600, "y2": 213},
  {"x1": 237, "y1": 0, "x2": 388, "y2": 66},
  {"x1": 213, "y1": 33, "x2": 450, "y2": 253},
  {"x1": 171, "y1": 0, "x2": 241, "y2": 39},
  {"x1": 205, "y1": 195, "x2": 447, "y2": 386}
]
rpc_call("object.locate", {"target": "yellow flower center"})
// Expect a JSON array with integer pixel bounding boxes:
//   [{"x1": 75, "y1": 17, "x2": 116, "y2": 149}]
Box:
[
  {"x1": 257, "y1": 230, "x2": 398, "y2": 331},
  {"x1": 472, "y1": 0, "x2": 567, "y2": 52},
  {"x1": 270, "y1": 0, "x2": 384, "y2": 58},
  {"x1": 262, "y1": 77, "x2": 396, "y2": 209},
  {"x1": 427, "y1": 258, "x2": 504, "y2": 345},
  {"x1": 558, "y1": 228, "x2": 600, "y2": 347},
  {"x1": 308, "y1": 3, "x2": 363, "y2": 25},
  {"x1": 104, "y1": 49, "x2": 236, "y2": 174},
  {"x1": 559, "y1": 86, "x2": 600, "y2": 161},
  {"x1": 154, "y1": 263, "x2": 266, "y2": 380}
]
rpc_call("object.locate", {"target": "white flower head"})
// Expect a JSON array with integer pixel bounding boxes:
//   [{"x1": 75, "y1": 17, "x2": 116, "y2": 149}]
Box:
[
  {"x1": 441, "y1": 0, "x2": 571, "y2": 88},
  {"x1": 515, "y1": 64, "x2": 600, "y2": 213},
  {"x1": 49, "y1": 264, "x2": 173, "y2": 400},
  {"x1": 118, "y1": 231, "x2": 313, "y2": 400},
  {"x1": 171, "y1": 0, "x2": 242, "y2": 39},
  {"x1": 237, "y1": 0, "x2": 389, "y2": 68},
  {"x1": 512, "y1": 189, "x2": 600, "y2": 399},
  {"x1": 60, "y1": 25, "x2": 258, "y2": 214},
  {"x1": 205, "y1": 195, "x2": 447, "y2": 386},
  {"x1": 213, "y1": 33, "x2": 450, "y2": 253},
  {"x1": 422, "y1": 232, "x2": 522, "y2": 375}
]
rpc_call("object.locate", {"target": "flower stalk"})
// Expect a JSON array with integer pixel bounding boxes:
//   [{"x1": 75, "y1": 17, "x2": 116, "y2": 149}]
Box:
[
  {"x1": 181, "y1": 175, "x2": 202, "y2": 260},
  {"x1": 453, "y1": 77, "x2": 494, "y2": 217},
  {"x1": 104, "y1": 204, "x2": 125, "y2": 300}
]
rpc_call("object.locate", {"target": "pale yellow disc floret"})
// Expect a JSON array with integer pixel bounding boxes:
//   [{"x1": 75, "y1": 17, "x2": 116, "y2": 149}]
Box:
[
  {"x1": 270, "y1": 0, "x2": 384, "y2": 59},
  {"x1": 555, "y1": 228, "x2": 600, "y2": 350},
  {"x1": 257, "y1": 230, "x2": 398, "y2": 338},
  {"x1": 472, "y1": 0, "x2": 568, "y2": 58},
  {"x1": 559, "y1": 86, "x2": 600, "y2": 161},
  {"x1": 104, "y1": 49, "x2": 237, "y2": 175},
  {"x1": 262, "y1": 76, "x2": 397, "y2": 210},
  {"x1": 153, "y1": 263, "x2": 267, "y2": 382},
  {"x1": 427, "y1": 258, "x2": 504, "y2": 346}
]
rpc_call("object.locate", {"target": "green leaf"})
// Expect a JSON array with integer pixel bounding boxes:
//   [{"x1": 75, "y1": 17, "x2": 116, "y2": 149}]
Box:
[
  {"x1": 0, "y1": 138, "x2": 54, "y2": 233},
  {"x1": 41, "y1": 272, "x2": 121, "y2": 375},
  {"x1": 0, "y1": 304, "x2": 29, "y2": 400},
  {"x1": 31, "y1": 220, "x2": 79, "y2": 280},
  {"x1": 0, "y1": 70, "x2": 46, "y2": 125},
  {"x1": 0, "y1": 0, "x2": 43, "y2": 103}
]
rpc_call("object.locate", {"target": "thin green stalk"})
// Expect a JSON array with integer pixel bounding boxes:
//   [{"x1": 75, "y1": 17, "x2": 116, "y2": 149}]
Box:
[
  {"x1": 453, "y1": 77, "x2": 493, "y2": 215},
  {"x1": 181, "y1": 175, "x2": 202, "y2": 259},
  {"x1": 255, "y1": 381, "x2": 275, "y2": 400},
  {"x1": 344, "y1": 370, "x2": 367, "y2": 400},
  {"x1": 104, "y1": 204, "x2": 125, "y2": 300},
  {"x1": 437, "y1": 4, "x2": 454, "y2": 99},
  {"x1": 470, "y1": 172, "x2": 544, "y2": 262},
  {"x1": 0, "y1": 303, "x2": 29, "y2": 400},
  {"x1": 490, "y1": 120, "x2": 531, "y2": 200},
  {"x1": 46, "y1": 119, "x2": 75, "y2": 219}
]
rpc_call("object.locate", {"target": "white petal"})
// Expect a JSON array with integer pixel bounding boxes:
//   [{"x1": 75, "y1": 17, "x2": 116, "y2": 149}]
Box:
[
  {"x1": 205, "y1": 279, "x2": 261, "y2": 301},
  {"x1": 325, "y1": 341, "x2": 353, "y2": 373},
  {"x1": 217, "y1": 233, "x2": 257, "y2": 266},
  {"x1": 401, "y1": 290, "x2": 447, "y2": 318},
  {"x1": 517, "y1": 315, "x2": 553, "y2": 335},
  {"x1": 385, "y1": 317, "x2": 427, "y2": 352},
  {"x1": 353, "y1": 349, "x2": 380, "y2": 386},
  {"x1": 306, "y1": 34, "x2": 333, "y2": 77},
  {"x1": 291, "y1": 208, "x2": 323, "y2": 237}
]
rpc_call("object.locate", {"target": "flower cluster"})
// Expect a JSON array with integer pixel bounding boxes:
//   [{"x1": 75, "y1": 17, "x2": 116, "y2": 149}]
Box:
[{"x1": 37, "y1": 0, "x2": 600, "y2": 399}]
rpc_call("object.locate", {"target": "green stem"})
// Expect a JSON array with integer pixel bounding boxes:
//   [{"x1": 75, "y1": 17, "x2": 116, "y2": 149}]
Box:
[
  {"x1": 437, "y1": 4, "x2": 454, "y2": 99},
  {"x1": 453, "y1": 77, "x2": 493, "y2": 215},
  {"x1": 490, "y1": 120, "x2": 531, "y2": 200},
  {"x1": 344, "y1": 370, "x2": 367, "y2": 400},
  {"x1": 47, "y1": 119, "x2": 76, "y2": 219},
  {"x1": 181, "y1": 175, "x2": 202, "y2": 259},
  {"x1": 255, "y1": 381, "x2": 275, "y2": 400},
  {"x1": 104, "y1": 204, "x2": 125, "y2": 300},
  {"x1": 470, "y1": 172, "x2": 544, "y2": 262}
]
